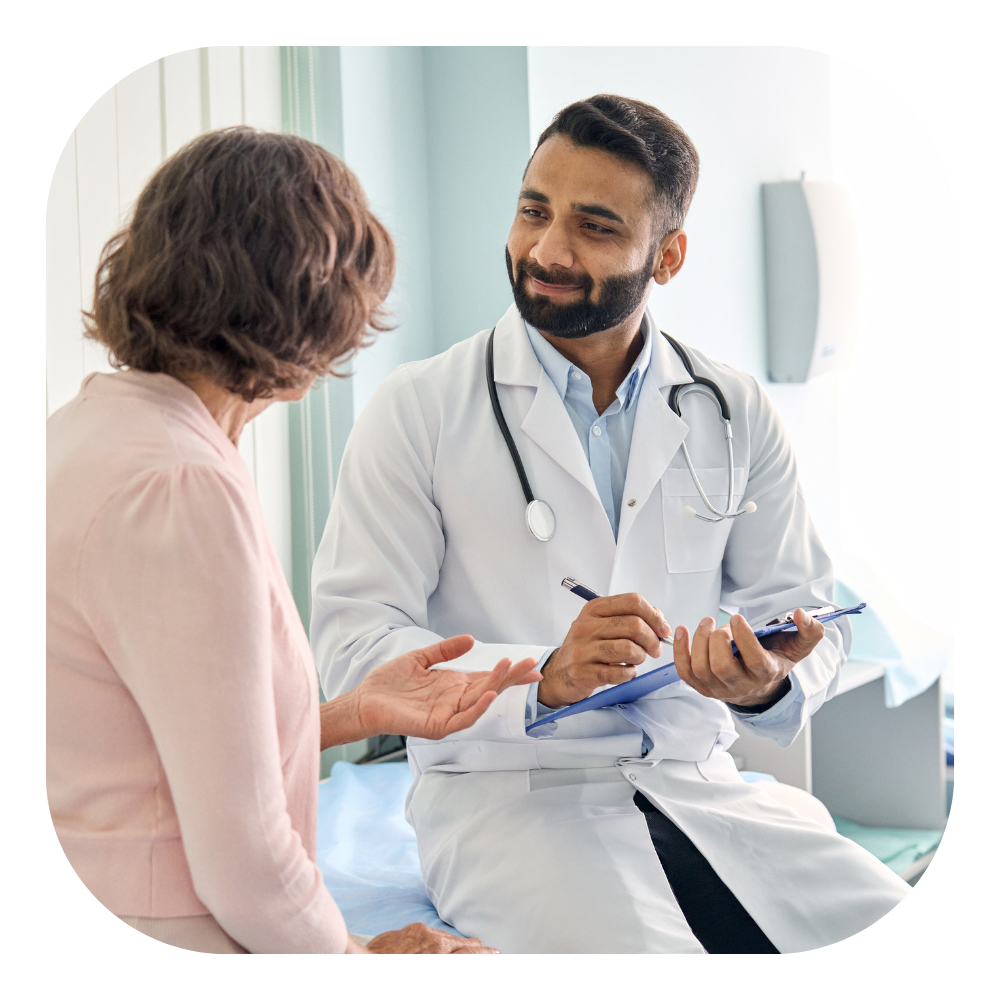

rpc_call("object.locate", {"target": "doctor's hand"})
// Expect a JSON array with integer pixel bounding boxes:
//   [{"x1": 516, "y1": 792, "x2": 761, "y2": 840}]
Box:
[
  {"x1": 673, "y1": 609, "x2": 826, "y2": 708},
  {"x1": 321, "y1": 635, "x2": 542, "y2": 748},
  {"x1": 538, "y1": 593, "x2": 672, "y2": 708}
]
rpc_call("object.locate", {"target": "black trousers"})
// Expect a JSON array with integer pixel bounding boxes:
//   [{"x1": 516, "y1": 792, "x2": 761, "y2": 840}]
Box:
[{"x1": 633, "y1": 791, "x2": 780, "y2": 954}]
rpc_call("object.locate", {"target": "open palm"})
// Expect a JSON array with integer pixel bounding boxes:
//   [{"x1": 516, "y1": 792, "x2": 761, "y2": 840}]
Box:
[{"x1": 356, "y1": 635, "x2": 542, "y2": 741}]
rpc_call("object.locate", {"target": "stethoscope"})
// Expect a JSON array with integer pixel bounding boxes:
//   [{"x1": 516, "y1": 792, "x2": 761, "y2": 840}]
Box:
[{"x1": 486, "y1": 328, "x2": 757, "y2": 542}]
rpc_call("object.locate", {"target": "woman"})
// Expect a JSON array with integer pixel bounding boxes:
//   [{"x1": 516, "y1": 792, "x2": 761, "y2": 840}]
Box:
[{"x1": 46, "y1": 127, "x2": 540, "y2": 954}]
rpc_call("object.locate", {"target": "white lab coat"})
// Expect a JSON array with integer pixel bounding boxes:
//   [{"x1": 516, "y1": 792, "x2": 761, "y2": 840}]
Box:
[{"x1": 312, "y1": 304, "x2": 908, "y2": 953}]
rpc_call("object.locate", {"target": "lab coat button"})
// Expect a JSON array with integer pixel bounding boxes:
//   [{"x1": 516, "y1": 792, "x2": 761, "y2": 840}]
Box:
[
  {"x1": 627, "y1": 499, "x2": 636, "y2": 507},
  {"x1": 628, "y1": 774, "x2": 636, "y2": 780}
]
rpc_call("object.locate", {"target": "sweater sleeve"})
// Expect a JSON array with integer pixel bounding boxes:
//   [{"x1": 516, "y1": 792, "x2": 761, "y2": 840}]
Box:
[{"x1": 77, "y1": 462, "x2": 348, "y2": 954}]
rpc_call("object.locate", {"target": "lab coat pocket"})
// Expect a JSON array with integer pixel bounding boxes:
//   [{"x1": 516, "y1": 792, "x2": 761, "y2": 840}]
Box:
[{"x1": 661, "y1": 467, "x2": 747, "y2": 574}]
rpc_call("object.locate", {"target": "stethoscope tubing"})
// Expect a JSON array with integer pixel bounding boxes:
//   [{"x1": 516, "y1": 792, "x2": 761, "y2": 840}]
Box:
[{"x1": 487, "y1": 326, "x2": 751, "y2": 536}]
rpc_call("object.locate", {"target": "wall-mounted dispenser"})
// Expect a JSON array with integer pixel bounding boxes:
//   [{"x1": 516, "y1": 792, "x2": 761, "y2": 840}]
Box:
[{"x1": 762, "y1": 179, "x2": 861, "y2": 383}]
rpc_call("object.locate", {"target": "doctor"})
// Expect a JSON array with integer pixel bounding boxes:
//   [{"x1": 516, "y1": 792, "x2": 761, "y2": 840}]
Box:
[{"x1": 312, "y1": 94, "x2": 909, "y2": 953}]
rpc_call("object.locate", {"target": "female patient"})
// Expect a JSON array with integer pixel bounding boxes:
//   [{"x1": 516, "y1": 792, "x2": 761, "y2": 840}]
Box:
[{"x1": 46, "y1": 128, "x2": 540, "y2": 954}]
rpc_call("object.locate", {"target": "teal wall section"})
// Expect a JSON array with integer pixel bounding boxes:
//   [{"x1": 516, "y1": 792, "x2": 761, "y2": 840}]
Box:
[
  {"x1": 281, "y1": 47, "x2": 356, "y2": 630},
  {"x1": 279, "y1": 47, "x2": 530, "y2": 773},
  {"x1": 339, "y1": 47, "x2": 437, "y2": 421},
  {"x1": 423, "y1": 47, "x2": 532, "y2": 352}
]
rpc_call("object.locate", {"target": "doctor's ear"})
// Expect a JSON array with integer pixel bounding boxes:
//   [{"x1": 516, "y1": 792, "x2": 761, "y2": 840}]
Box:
[{"x1": 651, "y1": 230, "x2": 687, "y2": 285}]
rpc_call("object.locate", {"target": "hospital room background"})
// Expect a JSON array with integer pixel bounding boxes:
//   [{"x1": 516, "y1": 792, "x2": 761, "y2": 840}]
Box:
[{"x1": 45, "y1": 46, "x2": 956, "y2": 919}]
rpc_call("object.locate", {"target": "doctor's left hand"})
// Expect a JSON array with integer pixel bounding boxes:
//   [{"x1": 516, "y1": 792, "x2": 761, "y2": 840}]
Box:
[
  {"x1": 337, "y1": 635, "x2": 542, "y2": 744},
  {"x1": 672, "y1": 610, "x2": 826, "y2": 709}
]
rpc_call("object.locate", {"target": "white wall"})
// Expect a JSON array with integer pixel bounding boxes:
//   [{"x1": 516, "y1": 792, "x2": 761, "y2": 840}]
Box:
[
  {"x1": 45, "y1": 48, "x2": 293, "y2": 584},
  {"x1": 829, "y1": 56, "x2": 954, "y2": 624}
]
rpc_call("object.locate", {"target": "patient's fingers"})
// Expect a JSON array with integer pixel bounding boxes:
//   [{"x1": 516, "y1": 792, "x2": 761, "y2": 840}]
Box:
[
  {"x1": 493, "y1": 656, "x2": 542, "y2": 693},
  {"x1": 440, "y1": 691, "x2": 497, "y2": 736},
  {"x1": 411, "y1": 634, "x2": 476, "y2": 669}
]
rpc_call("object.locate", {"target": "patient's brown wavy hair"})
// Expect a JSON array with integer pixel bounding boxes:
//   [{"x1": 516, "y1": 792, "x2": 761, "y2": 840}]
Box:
[{"x1": 85, "y1": 127, "x2": 395, "y2": 401}]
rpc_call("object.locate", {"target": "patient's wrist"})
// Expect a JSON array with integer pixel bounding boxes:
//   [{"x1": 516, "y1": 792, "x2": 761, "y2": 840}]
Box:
[{"x1": 319, "y1": 688, "x2": 369, "y2": 750}]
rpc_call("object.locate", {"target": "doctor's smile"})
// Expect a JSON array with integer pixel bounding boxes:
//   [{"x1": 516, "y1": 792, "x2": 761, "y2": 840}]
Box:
[{"x1": 48, "y1": 78, "x2": 916, "y2": 958}]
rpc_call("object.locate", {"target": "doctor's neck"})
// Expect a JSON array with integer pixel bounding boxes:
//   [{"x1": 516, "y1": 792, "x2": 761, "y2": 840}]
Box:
[{"x1": 539, "y1": 303, "x2": 647, "y2": 415}]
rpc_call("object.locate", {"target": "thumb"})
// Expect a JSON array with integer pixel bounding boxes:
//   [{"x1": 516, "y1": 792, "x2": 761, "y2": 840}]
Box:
[
  {"x1": 782, "y1": 610, "x2": 826, "y2": 661},
  {"x1": 409, "y1": 634, "x2": 475, "y2": 670}
]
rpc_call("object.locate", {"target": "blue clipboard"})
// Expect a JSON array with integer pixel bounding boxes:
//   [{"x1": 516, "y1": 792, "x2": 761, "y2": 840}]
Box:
[{"x1": 525, "y1": 602, "x2": 866, "y2": 734}]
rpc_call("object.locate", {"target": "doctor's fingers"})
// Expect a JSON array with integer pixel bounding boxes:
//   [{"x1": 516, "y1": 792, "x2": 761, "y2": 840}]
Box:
[
  {"x1": 683, "y1": 616, "x2": 720, "y2": 686},
  {"x1": 728, "y1": 615, "x2": 777, "y2": 677},
  {"x1": 586, "y1": 593, "x2": 672, "y2": 641},
  {"x1": 590, "y1": 663, "x2": 638, "y2": 688},
  {"x1": 672, "y1": 626, "x2": 715, "y2": 698},
  {"x1": 589, "y1": 637, "x2": 651, "y2": 667},
  {"x1": 769, "y1": 609, "x2": 826, "y2": 663},
  {"x1": 590, "y1": 615, "x2": 664, "y2": 657},
  {"x1": 705, "y1": 626, "x2": 758, "y2": 690}
]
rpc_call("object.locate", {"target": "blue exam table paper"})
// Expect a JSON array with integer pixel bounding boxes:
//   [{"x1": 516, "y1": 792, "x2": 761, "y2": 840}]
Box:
[
  {"x1": 315, "y1": 761, "x2": 459, "y2": 936},
  {"x1": 526, "y1": 603, "x2": 866, "y2": 735}
]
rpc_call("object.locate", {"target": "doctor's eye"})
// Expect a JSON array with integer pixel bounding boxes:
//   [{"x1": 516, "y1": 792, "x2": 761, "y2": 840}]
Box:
[
  {"x1": 582, "y1": 221, "x2": 617, "y2": 235},
  {"x1": 520, "y1": 208, "x2": 546, "y2": 219}
]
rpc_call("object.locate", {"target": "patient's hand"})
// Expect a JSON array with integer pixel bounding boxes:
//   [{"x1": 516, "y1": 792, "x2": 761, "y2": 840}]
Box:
[
  {"x1": 322, "y1": 635, "x2": 541, "y2": 748},
  {"x1": 352, "y1": 923, "x2": 499, "y2": 954},
  {"x1": 673, "y1": 609, "x2": 826, "y2": 708}
]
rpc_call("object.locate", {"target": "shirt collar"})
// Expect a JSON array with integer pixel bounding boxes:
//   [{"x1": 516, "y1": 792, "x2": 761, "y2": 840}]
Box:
[{"x1": 524, "y1": 313, "x2": 653, "y2": 411}]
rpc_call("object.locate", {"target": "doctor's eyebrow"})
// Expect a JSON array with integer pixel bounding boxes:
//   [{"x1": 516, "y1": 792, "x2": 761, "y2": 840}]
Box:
[
  {"x1": 570, "y1": 202, "x2": 624, "y2": 224},
  {"x1": 518, "y1": 190, "x2": 626, "y2": 226}
]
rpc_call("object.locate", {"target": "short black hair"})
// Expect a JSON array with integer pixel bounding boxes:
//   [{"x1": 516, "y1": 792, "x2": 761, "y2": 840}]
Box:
[{"x1": 532, "y1": 94, "x2": 699, "y2": 238}]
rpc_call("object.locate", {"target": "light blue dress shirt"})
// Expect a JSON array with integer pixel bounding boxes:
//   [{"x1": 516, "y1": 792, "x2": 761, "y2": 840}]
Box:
[
  {"x1": 523, "y1": 318, "x2": 652, "y2": 539},
  {"x1": 519, "y1": 318, "x2": 801, "y2": 737}
]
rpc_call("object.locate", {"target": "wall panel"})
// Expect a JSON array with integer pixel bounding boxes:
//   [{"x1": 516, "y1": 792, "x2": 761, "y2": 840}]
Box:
[
  {"x1": 74, "y1": 86, "x2": 120, "y2": 378},
  {"x1": 46, "y1": 134, "x2": 85, "y2": 413},
  {"x1": 206, "y1": 47, "x2": 244, "y2": 128},
  {"x1": 242, "y1": 47, "x2": 282, "y2": 130},
  {"x1": 162, "y1": 49, "x2": 203, "y2": 156},
  {"x1": 115, "y1": 61, "x2": 162, "y2": 215}
]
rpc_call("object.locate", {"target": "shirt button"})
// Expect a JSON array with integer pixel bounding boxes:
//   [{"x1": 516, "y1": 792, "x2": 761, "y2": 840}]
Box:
[
  {"x1": 592, "y1": 426, "x2": 602, "y2": 436},
  {"x1": 571, "y1": 371, "x2": 582, "y2": 381}
]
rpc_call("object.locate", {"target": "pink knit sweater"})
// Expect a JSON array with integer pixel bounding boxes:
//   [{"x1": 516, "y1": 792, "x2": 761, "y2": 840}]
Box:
[{"x1": 46, "y1": 369, "x2": 348, "y2": 953}]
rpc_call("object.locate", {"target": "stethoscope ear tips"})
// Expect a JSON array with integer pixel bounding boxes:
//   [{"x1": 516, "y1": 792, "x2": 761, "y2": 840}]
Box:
[
  {"x1": 682, "y1": 506, "x2": 698, "y2": 517},
  {"x1": 741, "y1": 501, "x2": 757, "y2": 514}
]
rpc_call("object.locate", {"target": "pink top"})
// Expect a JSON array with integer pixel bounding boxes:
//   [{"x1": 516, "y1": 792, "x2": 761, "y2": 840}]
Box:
[{"x1": 46, "y1": 369, "x2": 348, "y2": 953}]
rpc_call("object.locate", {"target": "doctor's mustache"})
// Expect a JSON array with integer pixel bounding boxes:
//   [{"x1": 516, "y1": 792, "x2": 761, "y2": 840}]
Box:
[{"x1": 511, "y1": 256, "x2": 596, "y2": 294}]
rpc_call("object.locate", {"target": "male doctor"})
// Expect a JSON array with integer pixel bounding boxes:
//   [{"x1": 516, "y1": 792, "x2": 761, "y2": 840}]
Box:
[{"x1": 311, "y1": 94, "x2": 909, "y2": 953}]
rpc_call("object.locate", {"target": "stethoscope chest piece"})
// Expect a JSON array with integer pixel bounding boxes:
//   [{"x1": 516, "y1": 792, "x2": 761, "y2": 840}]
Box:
[{"x1": 526, "y1": 499, "x2": 556, "y2": 542}]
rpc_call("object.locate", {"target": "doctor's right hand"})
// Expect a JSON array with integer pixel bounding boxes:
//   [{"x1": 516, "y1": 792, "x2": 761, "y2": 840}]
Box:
[{"x1": 537, "y1": 593, "x2": 672, "y2": 708}]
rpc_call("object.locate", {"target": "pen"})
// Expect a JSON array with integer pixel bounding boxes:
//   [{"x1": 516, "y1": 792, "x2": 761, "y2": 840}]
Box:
[{"x1": 560, "y1": 577, "x2": 674, "y2": 645}]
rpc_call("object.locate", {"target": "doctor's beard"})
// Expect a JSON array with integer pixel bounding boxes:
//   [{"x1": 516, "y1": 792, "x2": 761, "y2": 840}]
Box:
[{"x1": 505, "y1": 245, "x2": 657, "y2": 339}]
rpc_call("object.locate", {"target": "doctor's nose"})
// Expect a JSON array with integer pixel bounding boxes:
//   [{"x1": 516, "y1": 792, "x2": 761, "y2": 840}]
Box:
[{"x1": 529, "y1": 224, "x2": 575, "y2": 271}]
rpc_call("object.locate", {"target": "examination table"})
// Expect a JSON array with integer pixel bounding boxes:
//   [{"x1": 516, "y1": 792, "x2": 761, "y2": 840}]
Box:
[{"x1": 315, "y1": 760, "x2": 938, "y2": 940}]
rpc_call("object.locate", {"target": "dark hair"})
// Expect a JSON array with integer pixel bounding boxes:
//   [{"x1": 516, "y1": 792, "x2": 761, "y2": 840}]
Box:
[
  {"x1": 533, "y1": 94, "x2": 699, "y2": 237},
  {"x1": 85, "y1": 127, "x2": 395, "y2": 401}
]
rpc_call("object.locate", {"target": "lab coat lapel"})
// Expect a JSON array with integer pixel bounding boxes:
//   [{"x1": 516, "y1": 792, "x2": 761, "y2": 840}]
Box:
[
  {"x1": 492, "y1": 306, "x2": 603, "y2": 507},
  {"x1": 616, "y1": 321, "x2": 693, "y2": 546}
]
